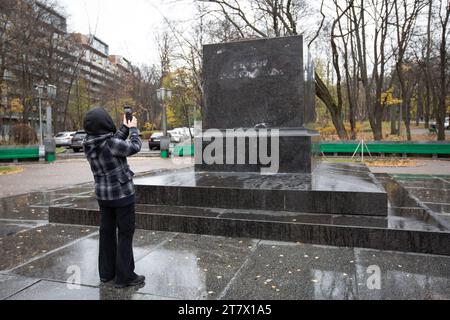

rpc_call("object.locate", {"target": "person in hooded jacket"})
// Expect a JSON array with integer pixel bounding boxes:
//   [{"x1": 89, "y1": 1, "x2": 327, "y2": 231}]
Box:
[{"x1": 83, "y1": 107, "x2": 145, "y2": 289}]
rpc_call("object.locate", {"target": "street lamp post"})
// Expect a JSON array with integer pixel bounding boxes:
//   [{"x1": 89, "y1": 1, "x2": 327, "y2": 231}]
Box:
[
  {"x1": 156, "y1": 88, "x2": 173, "y2": 137},
  {"x1": 156, "y1": 88, "x2": 173, "y2": 158},
  {"x1": 35, "y1": 83, "x2": 57, "y2": 145},
  {"x1": 35, "y1": 85, "x2": 44, "y2": 146},
  {"x1": 34, "y1": 83, "x2": 57, "y2": 162},
  {"x1": 46, "y1": 84, "x2": 57, "y2": 139}
]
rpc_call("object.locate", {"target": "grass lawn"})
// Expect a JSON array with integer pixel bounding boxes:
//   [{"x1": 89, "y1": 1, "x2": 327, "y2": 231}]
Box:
[
  {"x1": 323, "y1": 157, "x2": 419, "y2": 167},
  {"x1": 0, "y1": 166, "x2": 24, "y2": 175},
  {"x1": 56, "y1": 147, "x2": 67, "y2": 154}
]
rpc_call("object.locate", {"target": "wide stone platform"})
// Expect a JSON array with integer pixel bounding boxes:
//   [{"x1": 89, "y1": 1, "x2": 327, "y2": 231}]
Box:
[{"x1": 135, "y1": 162, "x2": 387, "y2": 217}]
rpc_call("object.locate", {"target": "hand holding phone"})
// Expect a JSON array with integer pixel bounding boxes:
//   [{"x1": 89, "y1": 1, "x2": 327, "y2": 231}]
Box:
[
  {"x1": 124, "y1": 106, "x2": 133, "y2": 123},
  {"x1": 123, "y1": 115, "x2": 137, "y2": 128}
]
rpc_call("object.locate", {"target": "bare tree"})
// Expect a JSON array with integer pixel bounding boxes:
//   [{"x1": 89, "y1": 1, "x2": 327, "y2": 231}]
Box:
[
  {"x1": 436, "y1": 0, "x2": 450, "y2": 140},
  {"x1": 393, "y1": 0, "x2": 427, "y2": 140}
]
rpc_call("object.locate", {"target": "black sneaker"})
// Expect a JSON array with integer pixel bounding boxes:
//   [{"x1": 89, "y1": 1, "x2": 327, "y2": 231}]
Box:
[
  {"x1": 100, "y1": 277, "x2": 115, "y2": 284},
  {"x1": 115, "y1": 275, "x2": 146, "y2": 289}
]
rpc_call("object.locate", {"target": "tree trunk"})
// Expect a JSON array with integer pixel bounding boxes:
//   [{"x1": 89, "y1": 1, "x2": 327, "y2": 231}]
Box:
[
  {"x1": 404, "y1": 102, "x2": 412, "y2": 141},
  {"x1": 391, "y1": 106, "x2": 398, "y2": 135},
  {"x1": 315, "y1": 72, "x2": 349, "y2": 140},
  {"x1": 437, "y1": 5, "x2": 449, "y2": 141},
  {"x1": 417, "y1": 88, "x2": 423, "y2": 126},
  {"x1": 424, "y1": 0, "x2": 433, "y2": 130}
]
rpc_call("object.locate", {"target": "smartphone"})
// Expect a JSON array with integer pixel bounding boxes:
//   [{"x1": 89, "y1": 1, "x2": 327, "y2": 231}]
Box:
[{"x1": 124, "y1": 106, "x2": 133, "y2": 123}]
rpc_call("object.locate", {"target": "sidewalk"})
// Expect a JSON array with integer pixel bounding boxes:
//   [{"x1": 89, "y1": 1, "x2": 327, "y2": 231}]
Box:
[{"x1": 0, "y1": 157, "x2": 193, "y2": 198}]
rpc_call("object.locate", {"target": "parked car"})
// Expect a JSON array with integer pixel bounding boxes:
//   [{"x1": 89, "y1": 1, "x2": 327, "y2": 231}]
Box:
[
  {"x1": 149, "y1": 132, "x2": 164, "y2": 150},
  {"x1": 431, "y1": 117, "x2": 450, "y2": 130},
  {"x1": 54, "y1": 132, "x2": 76, "y2": 147},
  {"x1": 71, "y1": 131, "x2": 87, "y2": 153},
  {"x1": 168, "y1": 129, "x2": 184, "y2": 143}
]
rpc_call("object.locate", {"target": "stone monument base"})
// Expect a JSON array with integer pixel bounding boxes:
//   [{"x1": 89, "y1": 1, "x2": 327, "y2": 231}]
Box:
[{"x1": 195, "y1": 128, "x2": 320, "y2": 174}]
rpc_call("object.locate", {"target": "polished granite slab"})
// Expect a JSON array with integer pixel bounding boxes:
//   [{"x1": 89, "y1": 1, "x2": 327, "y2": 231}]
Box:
[
  {"x1": 0, "y1": 274, "x2": 39, "y2": 300},
  {"x1": 49, "y1": 198, "x2": 444, "y2": 232},
  {"x1": 134, "y1": 162, "x2": 388, "y2": 217},
  {"x1": 5, "y1": 233, "x2": 450, "y2": 300},
  {"x1": 203, "y1": 35, "x2": 315, "y2": 130},
  {"x1": 133, "y1": 234, "x2": 258, "y2": 300},
  {"x1": 6, "y1": 280, "x2": 172, "y2": 300},
  {"x1": 195, "y1": 129, "x2": 320, "y2": 174},
  {"x1": 0, "y1": 221, "x2": 45, "y2": 238},
  {"x1": 10, "y1": 230, "x2": 176, "y2": 287},
  {"x1": 390, "y1": 174, "x2": 450, "y2": 221},
  {"x1": 220, "y1": 241, "x2": 450, "y2": 300},
  {"x1": 0, "y1": 224, "x2": 97, "y2": 271},
  {"x1": 425, "y1": 203, "x2": 450, "y2": 215}
]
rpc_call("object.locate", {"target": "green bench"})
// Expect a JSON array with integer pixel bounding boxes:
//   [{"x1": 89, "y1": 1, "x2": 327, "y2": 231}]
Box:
[
  {"x1": 174, "y1": 145, "x2": 195, "y2": 157},
  {"x1": 0, "y1": 146, "x2": 40, "y2": 162},
  {"x1": 320, "y1": 142, "x2": 450, "y2": 157},
  {"x1": 169, "y1": 142, "x2": 450, "y2": 158}
]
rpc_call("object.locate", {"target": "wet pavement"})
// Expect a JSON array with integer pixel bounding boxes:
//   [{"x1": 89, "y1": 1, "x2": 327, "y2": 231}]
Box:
[
  {"x1": 0, "y1": 157, "x2": 194, "y2": 198},
  {"x1": 1, "y1": 175, "x2": 450, "y2": 300}
]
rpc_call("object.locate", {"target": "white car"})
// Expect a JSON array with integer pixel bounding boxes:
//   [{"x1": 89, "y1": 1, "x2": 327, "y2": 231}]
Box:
[
  {"x1": 182, "y1": 127, "x2": 195, "y2": 139},
  {"x1": 168, "y1": 128, "x2": 187, "y2": 143},
  {"x1": 167, "y1": 130, "x2": 183, "y2": 143},
  {"x1": 54, "y1": 131, "x2": 76, "y2": 147},
  {"x1": 431, "y1": 117, "x2": 450, "y2": 130}
]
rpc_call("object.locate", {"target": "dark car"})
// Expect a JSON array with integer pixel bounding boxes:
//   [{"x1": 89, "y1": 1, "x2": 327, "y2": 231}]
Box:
[
  {"x1": 149, "y1": 132, "x2": 164, "y2": 150},
  {"x1": 71, "y1": 131, "x2": 87, "y2": 153}
]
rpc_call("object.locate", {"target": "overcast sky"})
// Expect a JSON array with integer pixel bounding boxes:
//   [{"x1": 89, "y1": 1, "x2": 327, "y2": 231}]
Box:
[{"x1": 58, "y1": 0, "x2": 196, "y2": 66}]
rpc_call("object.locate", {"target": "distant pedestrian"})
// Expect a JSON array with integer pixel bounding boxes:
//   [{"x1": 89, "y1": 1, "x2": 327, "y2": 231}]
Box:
[{"x1": 83, "y1": 107, "x2": 145, "y2": 289}]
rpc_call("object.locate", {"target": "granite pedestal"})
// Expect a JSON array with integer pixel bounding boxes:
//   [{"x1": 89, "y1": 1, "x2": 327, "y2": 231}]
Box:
[
  {"x1": 195, "y1": 128, "x2": 320, "y2": 174},
  {"x1": 199, "y1": 35, "x2": 317, "y2": 174}
]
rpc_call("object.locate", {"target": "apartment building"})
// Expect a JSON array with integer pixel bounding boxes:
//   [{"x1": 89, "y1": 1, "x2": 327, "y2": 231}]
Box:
[{"x1": 0, "y1": 0, "x2": 134, "y2": 139}]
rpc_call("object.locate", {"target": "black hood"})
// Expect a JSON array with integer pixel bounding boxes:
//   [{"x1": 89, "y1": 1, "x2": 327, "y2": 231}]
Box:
[{"x1": 83, "y1": 107, "x2": 117, "y2": 135}]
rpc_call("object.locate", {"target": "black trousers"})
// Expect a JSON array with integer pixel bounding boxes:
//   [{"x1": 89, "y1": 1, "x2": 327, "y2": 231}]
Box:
[{"x1": 99, "y1": 203, "x2": 137, "y2": 285}]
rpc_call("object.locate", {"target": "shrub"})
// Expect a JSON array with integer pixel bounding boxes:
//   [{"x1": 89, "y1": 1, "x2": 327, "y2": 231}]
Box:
[
  {"x1": 10, "y1": 124, "x2": 38, "y2": 145},
  {"x1": 318, "y1": 123, "x2": 364, "y2": 137},
  {"x1": 140, "y1": 131, "x2": 156, "y2": 140}
]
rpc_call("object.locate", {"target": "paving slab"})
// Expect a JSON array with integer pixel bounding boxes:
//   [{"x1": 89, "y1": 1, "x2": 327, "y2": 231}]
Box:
[
  {"x1": 0, "y1": 274, "x2": 39, "y2": 300},
  {"x1": 10, "y1": 230, "x2": 177, "y2": 287},
  {"x1": 406, "y1": 188, "x2": 450, "y2": 205},
  {"x1": 424, "y1": 203, "x2": 450, "y2": 215},
  {"x1": 0, "y1": 224, "x2": 97, "y2": 271},
  {"x1": 0, "y1": 221, "x2": 45, "y2": 238},
  {"x1": 0, "y1": 193, "x2": 50, "y2": 220},
  {"x1": 220, "y1": 241, "x2": 450, "y2": 300},
  {"x1": 133, "y1": 234, "x2": 259, "y2": 300},
  {"x1": 6, "y1": 280, "x2": 173, "y2": 300}
]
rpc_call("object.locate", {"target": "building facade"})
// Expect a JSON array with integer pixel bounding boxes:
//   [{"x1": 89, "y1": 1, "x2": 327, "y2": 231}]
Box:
[{"x1": 0, "y1": 0, "x2": 135, "y2": 140}]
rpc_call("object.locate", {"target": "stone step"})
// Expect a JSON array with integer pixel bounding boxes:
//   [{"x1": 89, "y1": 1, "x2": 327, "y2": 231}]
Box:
[
  {"x1": 134, "y1": 163, "x2": 388, "y2": 217},
  {"x1": 49, "y1": 201, "x2": 450, "y2": 257}
]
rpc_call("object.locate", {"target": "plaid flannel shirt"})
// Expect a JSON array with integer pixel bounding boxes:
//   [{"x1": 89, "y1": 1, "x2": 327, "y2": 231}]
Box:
[{"x1": 83, "y1": 125, "x2": 142, "y2": 201}]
